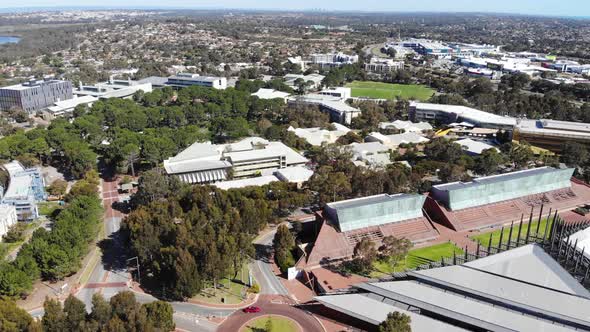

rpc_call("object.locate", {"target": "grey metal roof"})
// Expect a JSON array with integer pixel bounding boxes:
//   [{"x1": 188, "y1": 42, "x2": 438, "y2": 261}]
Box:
[
  {"x1": 412, "y1": 266, "x2": 590, "y2": 327},
  {"x1": 315, "y1": 293, "x2": 468, "y2": 331},
  {"x1": 464, "y1": 244, "x2": 590, "y2": 297},
  {"x1": 361, "y1": 281, "x2": 576, "y2": 332}
]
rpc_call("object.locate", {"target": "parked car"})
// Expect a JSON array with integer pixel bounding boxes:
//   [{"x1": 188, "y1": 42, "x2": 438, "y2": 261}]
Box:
[{"x1": 242, "y1": 306, "x2": 261, "y2": 313}]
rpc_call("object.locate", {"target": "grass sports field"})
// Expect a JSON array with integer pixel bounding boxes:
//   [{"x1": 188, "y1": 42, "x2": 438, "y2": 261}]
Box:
[
  {"x1": 346, "y1": 81, "x2": 435, "y2": 101},
  {"x1": 372, "y1": 242, "x2": 464, "y2": 276},
  {"x1": 470, "y1": 217, "x2": 553, "y2": 247}
]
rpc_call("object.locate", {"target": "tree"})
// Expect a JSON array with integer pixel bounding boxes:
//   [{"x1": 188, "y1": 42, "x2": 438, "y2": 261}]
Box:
[
  {"x1": 379, "y1": 236, "x2": 412, "y2": 267},
  {"x1": 142, "y1": 301, "x2": 175, "y2": 331},
  {"x1": 352, "y1": 238, "x2": 377, "y2": 273},
  {"x1": 90, "y1": 293, "x2": 111, "y2": 326},
  {"x1": 561, "y1": 141, "x2": 589, "y2": 167},
  {"x1": 63, "y1": 295, "x2": 87, "y2": 332},
  {"x1": 47, "y1": 179, "x2": 68, "y2": 197},
  {"x1": 0, "y1": 298, "x2": 35, "y2": 332},
  {"x1": 424, "y1": 139, "x2": 463, "y2": 164},
  {"x1": 475, "y1": 148, "x2": 504, "y2": 175},
  {"x1": 379, "y1": 311, "x2": 412, "y2": 332},
  {"x1": 42, "y1": 297, "x2": 65, "y2": 332},
  {"x1": 265, "y1": 316, "x2": 274, "y2": 332},
  {"x1": 273, "y1": 225, "x2": 296, "y2": 273}
]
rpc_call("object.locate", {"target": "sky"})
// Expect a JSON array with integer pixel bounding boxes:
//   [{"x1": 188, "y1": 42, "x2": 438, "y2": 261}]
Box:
[{"x1": 0, "y1": 0, "x2": 589, "y2": 18}]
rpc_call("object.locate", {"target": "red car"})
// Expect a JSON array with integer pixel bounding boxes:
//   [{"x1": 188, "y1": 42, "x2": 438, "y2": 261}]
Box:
[{"x1": 243, "y1": 306, "x2": 261, "y2": 313}]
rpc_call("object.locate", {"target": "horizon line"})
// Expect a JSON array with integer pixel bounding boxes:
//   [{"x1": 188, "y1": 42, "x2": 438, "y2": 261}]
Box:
[{"x1": 0, "y1": 6, "x2": 588, "y2": 20}]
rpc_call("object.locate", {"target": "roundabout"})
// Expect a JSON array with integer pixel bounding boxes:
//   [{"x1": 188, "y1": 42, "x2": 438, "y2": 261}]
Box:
[
  {"x1": 219, "y1": 295, "x2": 325, "y2": 332},
  {"x1": 240, "y1": 314, "x2": 301, "y2": 332}
]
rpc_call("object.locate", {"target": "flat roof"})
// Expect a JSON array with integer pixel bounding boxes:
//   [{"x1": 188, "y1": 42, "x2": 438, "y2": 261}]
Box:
[
  {"x1": 327, "y1": 193, "x2": 420, "y2": 210},
  {"x1": 433, "y1": 167, "x2": 564, "y2": 192},
  {"x1": 213, "y1": 175, "x2": 279, "y2": 190},
  {"x1": 412, "y1": 102, "x2": 516, "y2": 126},
  {"x1": 363, "y1": 280, "x2": 576, "y2": 332},
  {"x1": 315, "y1": 294, "x2": 467, "y2": 331}
]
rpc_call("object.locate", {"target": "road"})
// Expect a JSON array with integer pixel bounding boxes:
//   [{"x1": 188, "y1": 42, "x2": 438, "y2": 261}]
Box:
[
  {"x1": 251, "y1": 228, "x2": 290, "y2": 296},
  {"x1": 29, "y1": 176, "x2": 295, "y2": 332}
]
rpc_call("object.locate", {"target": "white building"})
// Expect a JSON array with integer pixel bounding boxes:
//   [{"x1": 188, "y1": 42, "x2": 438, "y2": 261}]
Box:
[
  {"x1": 284, "y1": 73, "x2": 325, "y2": 90},
  {"x1": 379, "y1": 120, "x2": 433, "y2": 133},
  {"x1": 166, "y1": 73, "x2": 227, "y2": 90},
  {"x1": 365, "y1": 58, "x2": 404, "y2": 74},
  {"x1": 74, "y1": 78, "x2": 153, "y2": 99},
  {"x1": 164, "y1": 137, "x2": 308, "y2": 184},
  {"x1": 47, "y1": 95, "x2": 98, "y2": 117},
  {"x1": 289, "y1": 94, "x2": 362, "y2": 125},
  {"x1": 317, "y1": 87, "x2": 351, "y2": 100},
  {"x1": 455, "y1": 138, "x2": 499, "y2": 156},
  {"x1": 251, "y1": 88, "x2": 290, "y2": 102},
  {"x1": 310, "y1": 53, "x2": 358, "y2": 69},
  {"x1": 409, "y1": 102, "x2": 516, "y2": 130},
  {"x1": 0, "y1": 204, "x2": 17, "y2": 240},
  {"x1": 365, "y1": 132, "x2": 430, "y2": 149},
  {"x1": 349, "y1": 142, "x2": 392, "y2": 168},
  {"x1": 288, "y1": 123, "x2": 351, "y2": 146}
]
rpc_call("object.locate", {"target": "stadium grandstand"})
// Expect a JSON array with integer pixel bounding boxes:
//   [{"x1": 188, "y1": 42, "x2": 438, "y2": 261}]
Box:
[
  {"x1": 298, "y1": 194, "x2": 439, "y2": 269},
  {"x1": 426, "y1": 167, "x2": 590, "y2": 231}
]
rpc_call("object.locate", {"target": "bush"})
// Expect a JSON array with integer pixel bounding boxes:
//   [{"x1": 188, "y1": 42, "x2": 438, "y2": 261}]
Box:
[
  {"x1": 248, "y1": 283, "x2": 260, "y2": 294},
  {"x1": 2, "y1": 223, "x2": 26, "y2": 243}
]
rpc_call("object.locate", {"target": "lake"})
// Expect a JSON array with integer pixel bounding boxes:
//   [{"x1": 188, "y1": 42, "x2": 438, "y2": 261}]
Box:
[{"x1": 0, "y1": 36, "x2": 20, "y2": 45}]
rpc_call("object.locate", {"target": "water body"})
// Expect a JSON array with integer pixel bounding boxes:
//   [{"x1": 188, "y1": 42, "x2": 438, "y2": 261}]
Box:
[{"x1": 0, "y1": 36, "x2": 20, "y2": 45}]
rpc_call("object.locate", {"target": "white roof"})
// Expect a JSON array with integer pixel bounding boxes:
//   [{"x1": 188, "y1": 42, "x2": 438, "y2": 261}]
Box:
[
  {"x1": 349, "y1": 142, "x2": 390, "y2": 158},
  {"x1": 380, "y1": 120, "x2": 432, "y2": 132},
  {"x1": 412, "y1": 102, "x2": 517, "y2": 127},
  {"x1": 365, "y1": 132, "x2": 429, "y2": 147},
  {"x1": 455, "y1": 138, "x2": 498, "y2": 155},
  {"x1": 386, "y1": 132, "x2": 430, "y2": 146},
  {"x1": 48, "y1": 95, "x2": 98, "y2": 113},
  {"x1": 213, "y1": 175, "x2": 279, "y2": 190},
  {"x1": 3, "y1": 161, "x2": 25, "y2": 177},
  {"x1": 565, "y1": 226, "x2": 590, "y2": 260},
  {"x1": 251, "y1": 88, "x2": 290, "y2": 100},
  {"x1": 3, "y1": 174, "x2": 32, "y2": 200},
  {"x1": 370, "y1": 280, "x2": 577, "y2": 332},
  {"x1": 517, "y1": 119, "x2": 590, "y2": 139},
  {"x1": 315, "y1": 294, "x2": 467, "y2": 331},
  {"x1": 274, "y1": 166, "x2": 314, "y2": 183},
  {"x1": 164, "y1": 137, "x2": 307, "y2": 175},
  {"x1": 463, "y1": 244, "x2": 590, "y2": 297},
  {"x1": 288, "y1": 124, "x2": 350, "y2": 146}
]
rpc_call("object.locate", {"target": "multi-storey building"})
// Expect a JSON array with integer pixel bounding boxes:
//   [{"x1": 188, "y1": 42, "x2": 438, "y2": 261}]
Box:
[
  {"x1": 0, "y1": 79, "x2": 73, "y2": 113},
  {"x1": 365, "y1": 58, "x2": 404, "y2": 73},
  {"x1": 310, "y1": 53, "x2": 358, "y2": 69},
  {"x1": 0, "y1": 204, "x2": 17, "y2": 240},
  {"x1": 166, "y1": 73, "x2": 227, "y2": 90},
  {"x1": 164, "y1": 137, "x2": 308, "y2": 184},
  {"x1": 1, "y1": 161, "x2": 46, "y2": 221}
]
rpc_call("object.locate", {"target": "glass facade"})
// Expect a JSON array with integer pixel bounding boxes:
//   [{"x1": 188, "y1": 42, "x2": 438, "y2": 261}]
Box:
[
  {"x1": 325, "y1": 194, "x2": 426, "y2": 232},
  {"x1": 432, "y1": 167, "x2": 575, "y2": 211}
]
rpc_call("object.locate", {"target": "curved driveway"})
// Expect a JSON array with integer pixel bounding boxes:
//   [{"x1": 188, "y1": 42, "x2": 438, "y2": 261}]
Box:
[{"x1": 218, "y1": 295, "x2": 324, "y2": 332}]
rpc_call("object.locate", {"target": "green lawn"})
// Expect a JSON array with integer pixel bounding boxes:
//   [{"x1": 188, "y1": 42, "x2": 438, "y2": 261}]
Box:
[
  {"x1": 191, "y1": 264, "x2": 251, "y2": 305},
  {"x1": 244, "y1": 315, "x2": 298, "y2": 332},
  {"x1": 38, "y1": 201, "x2": 62, "y2": 216},
  {"x1": 346, "y1": 81, "x2": 435, "y2": 101},
  {"x1": 470, "y1": 217, "x2": 553, "y2": 248},
  {"x1": 372, "y1": 242, "x2": 464, "y2": 276}
]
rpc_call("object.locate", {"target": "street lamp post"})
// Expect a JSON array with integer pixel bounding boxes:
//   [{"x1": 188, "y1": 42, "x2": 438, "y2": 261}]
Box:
[{"x1": 127, "y1": 256, "x2": 141, "y2": 284}]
